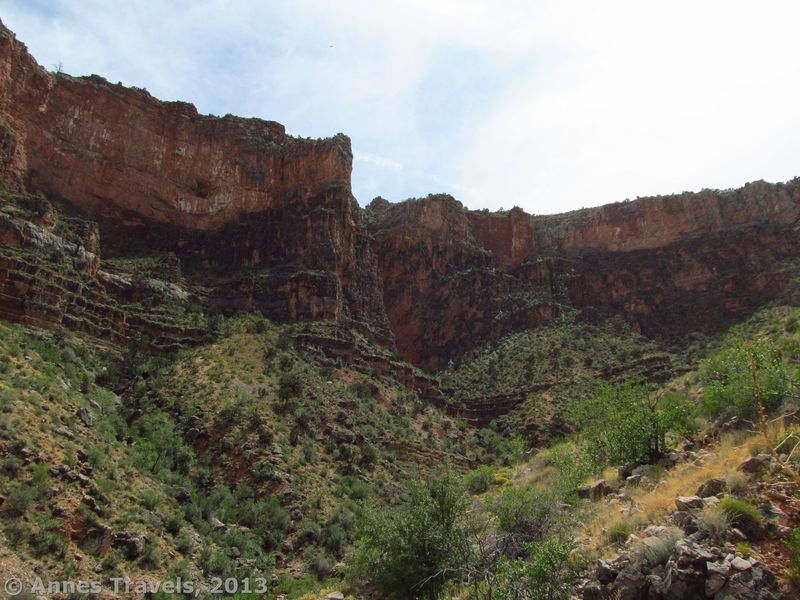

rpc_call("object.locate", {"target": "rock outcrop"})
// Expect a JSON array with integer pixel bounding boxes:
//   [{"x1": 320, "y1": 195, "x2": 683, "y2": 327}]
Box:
[
  {"x1": 1, "y1": 19, "x2": 798, "y2": 371},
  {"x1": 366, "y1": 184, "x2": 800, "y2": 369},
  {"x1": 0, "y1": 21, "x2": 391, "y2": 341}
]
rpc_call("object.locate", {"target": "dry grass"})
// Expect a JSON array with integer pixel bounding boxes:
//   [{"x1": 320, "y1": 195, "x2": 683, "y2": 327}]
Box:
[{"x1": 579, "y1": 430, "x2": 757, "y2": 555}]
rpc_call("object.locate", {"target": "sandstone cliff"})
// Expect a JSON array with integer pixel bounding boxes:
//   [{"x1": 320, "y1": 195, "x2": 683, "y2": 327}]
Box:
[
  {"x1": 0, "y1": 19, "x2": 798, "y2": 372},
  {"x1": 0, "y1": 21, "x2": 390, "y2": 340},
  {"x1": 367, "y1": 184, "x2": 800, "y2": 369}
]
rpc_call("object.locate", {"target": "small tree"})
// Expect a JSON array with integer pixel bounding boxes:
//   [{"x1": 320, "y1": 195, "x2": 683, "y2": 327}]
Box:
[
  {"x1": 493, "y1": 539, "x2": 577, "y2": 600},
  {"x1": 570, "y1": 382, "x2": 691, "y2": 466},
  {"x1": 350, "y1": 467, "x2": 475, "y2": 599},
  {"x1": 487, "y1": 486, "x2": 560, "y2": 558},
  {"x1": 700, "y1": 338, "x2": 793, "y2": 421}
]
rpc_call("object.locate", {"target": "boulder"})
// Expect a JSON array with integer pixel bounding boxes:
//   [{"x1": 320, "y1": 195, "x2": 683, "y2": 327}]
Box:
[
  {"x1": 758, "y1": 503, "x2": 786, "y2": 519},
  {"x1": 716, "y1": 560, "x2": 783, "y2": 600},
  {"x1": 625, "y1": 474, "x2": 645, "y2": 487},
  {"x1": 183, "y1": 427, "x2": 201, "y2": 443},
  {"x1": 737, "y1": 454, "x2": 771, "y2": 474},
  {"x1": 77, "y1": 407, "x2": 94, "y2": 427},
  {"x1": 112, "y1": 531, "x2": 144, "y2": 560},
  {"x1": 595, "y1": 558, "x2": 619, "y2": 584},
  {"x1": 675, "y1": 496, "x2": 704, "y2": 511},
  {"x1": 671, "y1": 510, "x2": 698, "y2": 534},
  {"x1": 660, "y1": 541, "x2": 716, "y2": 600},
  {"x1": 730, "y1": 557, "x2": 752, "y2": 571},
  {"x1": 706, "y1": 571, "x2": 728, "y2": 597},
  {"x1": 209, "y1": 516, "x2": 227, "y2": 532},
  {"x1": 79, "y1": 522, "x2": 113, "y2": 556},
  {"x1": 589, "y1": 479, "x2": 614, "y2": 502},
  {"x1": 696, "y1": 478, "x2": 726, "y2": 498}
]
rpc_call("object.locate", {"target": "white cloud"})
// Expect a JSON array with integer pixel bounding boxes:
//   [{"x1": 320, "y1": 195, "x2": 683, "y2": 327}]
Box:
[
  {"x1": 3, "y1": 1, "x2": 800, "y2": 214},
  {"x1": 354, "y1": 152, "x2": 403, "y2": 171}
]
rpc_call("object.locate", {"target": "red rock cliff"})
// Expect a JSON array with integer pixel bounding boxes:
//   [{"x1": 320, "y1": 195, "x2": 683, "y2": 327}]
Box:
[
  {"x1": 1, "y1": 20, "x2": 797, "y2": 369},
  {"x1": 367, "y1": 183, "x2": 800, "y2": 370},
  {"x1": 0, "y1": 22, "x2": 391, "y2": 339}
]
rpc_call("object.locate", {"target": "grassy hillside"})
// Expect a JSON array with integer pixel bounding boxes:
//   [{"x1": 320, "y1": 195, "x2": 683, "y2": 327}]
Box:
[{"x1": 0, "y1": 315, "x2": 477, "y2": 597}]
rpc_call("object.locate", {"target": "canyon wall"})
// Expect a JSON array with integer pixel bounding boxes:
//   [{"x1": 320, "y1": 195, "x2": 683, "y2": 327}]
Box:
[
  {"x1": 0, "y1": 21, "x2": 390, "y2": 340},
  {"x1": 0, "y1": 20, "x2": 798, "y2": 369},
  {"x1": 367, "y1": 184, "x2": 800, "y2": 369}
]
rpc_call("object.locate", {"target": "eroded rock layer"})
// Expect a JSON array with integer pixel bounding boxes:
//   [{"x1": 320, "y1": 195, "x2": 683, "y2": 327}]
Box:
[
  {"x1": 0, "y1": 21, "x2": 390, "y2": 342},
  {"x1": 0, "y1": 20, "x2": 798, "y2": 371},
  {"x1": 366, "y1": 184, "x2": 800, "y2": 369}
]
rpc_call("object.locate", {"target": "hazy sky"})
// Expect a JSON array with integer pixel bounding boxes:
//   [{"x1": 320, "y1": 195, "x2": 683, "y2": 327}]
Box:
[{"x1": 3, "y1": 1, "x2": 800, "y2": 214}]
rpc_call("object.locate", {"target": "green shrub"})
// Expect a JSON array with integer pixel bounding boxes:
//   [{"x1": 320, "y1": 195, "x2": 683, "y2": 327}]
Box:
[
  {"x1": 175, "y1": 531, "x2": 193, "y2": 555},
  {"x1": 29, "y1": 523, "x2": 67, "y2": 558},
  {"x1": 493, "y1": 539, "x2": 577, "y2": 600},
  {"x1": 719, "y1": 497, "x2": 763, "y2": 538},
  {"x1": 0, "y1": 456, "x2": 22, "y2": 478},
  {"x1": 488, "y1": 486, "x2": 559, "y2": 557},
  {"x1": 785, "y1": 316, "x2": 799, "y2": 333},
  {"x1": 607, "y1": 520, "x2": 634, "y2": 546},
  {"x1": 350, "y1": 468, "x2": 475, "y2": 599},
  {"x1": 787, "y1": 528, "x2": 800, "y2": 585},
  {"x1": 6, "y1": 483, "x2": 37, "y2": 515},
  {"x1": 297, "y1": 520, "x2": 322, "y2": 545},
  {"x1": 700, "y1": 338, "x2": 793, "y2": 421},
  {"x1": 465, "y1": 465, "x2": 496, "y2": 494},
  {"x1": 335, "y1": 475, "x2": 370, "y2": 501},
  {"x1": 307, "y1": 547, "x2": 336, "y2": 580},
  {"x1": 570, "y1": 382, "x2": 692, "y2": 466},
  {"x1": 140, "y1": 489, "x2": 162, "y2": 511},
  {"x1": 548, "y1": 442, "x2": 594, "y2": 498},
  {"x1": 140, "y1": 541, "x2": 163, "y2": 570}
]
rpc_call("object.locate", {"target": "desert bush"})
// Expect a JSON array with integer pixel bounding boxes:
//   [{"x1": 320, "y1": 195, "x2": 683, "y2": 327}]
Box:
[
  {"x1": 570, "y1": 382, "x2": 692, "y2": 466},
  {"x1": 28, "y1": 514, "x2": 67, "y2": 558},
  {"x1": 725, "y1": 473, "x2": 748, "y2": 497},
  {"x1": 350, "y1": 468, "x2": 475, "y2": 599},
  {"x1": 492, "y1": 539, "x2": 577, "y2": 600},
  {"x1": 719, "y1": 497, "x2": 763, "y2": 538},
  {"x1": 488, "y1": 485, "x2": 560, "y2": 557},
  {"x1": 297, "y1": 520, "x2": 322, "y2": 545},
  {"x1": 466, "y1": 465, "x2": 496, "y2": 494},
  {"x1": 307, "y1": 547, "x2": 336, "y2": 580},
  {"x1": 697, "y1": 507, "x2": 730, "y2": 544},
  {"x1": 140, "y1": 541, "x2": 163, "y2": 570},
  {"x1": 547, "y1": 441, "x2": 595, "y2": 498},
  {"x1": 6, "y1": 482, "x2": 37, "y2": 515},
  {"x1": 278, "y1": 369, "x2": 302, "y2": 394}
]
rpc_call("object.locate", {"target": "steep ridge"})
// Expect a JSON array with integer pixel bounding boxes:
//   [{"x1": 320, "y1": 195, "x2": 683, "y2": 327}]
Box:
[{"x1": 366, "y1": 185, "x2": 800, "y2": 370}]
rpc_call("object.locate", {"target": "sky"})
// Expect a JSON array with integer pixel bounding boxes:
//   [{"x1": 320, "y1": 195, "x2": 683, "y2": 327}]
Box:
[{"x1": 3, "y1": 1, "x2": 800, "y2": 214}]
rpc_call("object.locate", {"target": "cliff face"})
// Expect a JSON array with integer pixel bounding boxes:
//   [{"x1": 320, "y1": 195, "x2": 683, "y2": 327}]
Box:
[
  {"x1": 0, "y1": 22, "x2": 390, "y2": 340},
  {"x1": 0, "y1": 20, "x2": 798, "y2": 370},
  {"x1": 367, "y1": 183, "x2": 800, "y2": 370}
]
